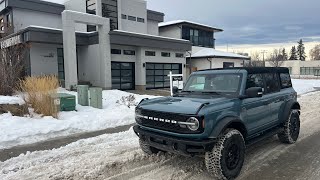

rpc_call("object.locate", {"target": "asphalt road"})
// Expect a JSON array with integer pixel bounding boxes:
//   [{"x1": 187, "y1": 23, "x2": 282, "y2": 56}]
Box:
[{"x1": 239, "y1": 131, "x2": 320, "y2": 180}]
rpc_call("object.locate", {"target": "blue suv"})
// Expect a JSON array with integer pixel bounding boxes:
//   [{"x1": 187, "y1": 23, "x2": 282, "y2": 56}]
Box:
[{"x1": 134, "y1": 67, "x2": 300, "y2": 180}]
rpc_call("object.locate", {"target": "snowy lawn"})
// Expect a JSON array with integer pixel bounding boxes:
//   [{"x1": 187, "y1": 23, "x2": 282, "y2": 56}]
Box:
[
  {"x1": 0, "y1": 79, "x2": 320, "y2": 150},
  {"x1": 0, "y1": 89, "x2": 155, "y2": 149},
  {"x1": 292, "y1": 79, "x2": 320, "y2": 95}
]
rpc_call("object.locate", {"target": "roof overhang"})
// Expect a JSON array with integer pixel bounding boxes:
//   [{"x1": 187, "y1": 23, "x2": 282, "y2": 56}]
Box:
[
  {"x1": 190, "y1": 55, "x2": 251, "y2": 60},
  {"x1": 2, "y1": 26, "x2": 192, "y2": 51},
  {"x1": 159, "y1": 20, "x2": 223, "y2": 33},
  {"x1": 0, "y1": 0, "x2": 65, "y2": 14}
]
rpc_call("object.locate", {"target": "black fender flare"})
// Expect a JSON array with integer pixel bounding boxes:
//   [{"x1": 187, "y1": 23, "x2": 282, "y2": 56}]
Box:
[
  {"x1": 280, "y1": 100, "x2": 301, "y2": 123},
  {"x1": 209, "y1": 117, "x2": 248, "y2": 139}
]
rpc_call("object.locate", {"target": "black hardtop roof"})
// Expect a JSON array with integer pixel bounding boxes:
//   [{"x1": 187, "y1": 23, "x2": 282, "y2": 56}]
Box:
[{"x1": 198, "y1": 67, "x2": 289, "y2": 74}]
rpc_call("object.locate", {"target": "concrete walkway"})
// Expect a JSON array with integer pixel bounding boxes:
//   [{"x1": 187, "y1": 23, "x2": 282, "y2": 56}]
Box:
[{"x1": 0, "y1": 124, "x2": 134, "y2": 162}]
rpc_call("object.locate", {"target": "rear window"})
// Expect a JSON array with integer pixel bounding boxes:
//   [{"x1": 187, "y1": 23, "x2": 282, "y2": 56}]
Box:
[{"x1": 280, "y1": 73, "x2": 292, "y2": 89}]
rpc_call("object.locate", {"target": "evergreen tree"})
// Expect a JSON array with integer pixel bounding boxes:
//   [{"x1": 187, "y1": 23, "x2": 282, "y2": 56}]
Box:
[
  {"x1": 289, "y1": 46, "x2": 298, "y2": 60},
  {"x1": 282, "y1": 48, "x2": 288, "y2": 60},
  {"x1": 297, "y1": 39, "x2": 306, "y2": 61}
]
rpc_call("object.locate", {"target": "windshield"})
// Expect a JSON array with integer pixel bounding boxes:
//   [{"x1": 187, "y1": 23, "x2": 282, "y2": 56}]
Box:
[{"x1": 183, "y1": 73, "x2": 242, "y2": 94}]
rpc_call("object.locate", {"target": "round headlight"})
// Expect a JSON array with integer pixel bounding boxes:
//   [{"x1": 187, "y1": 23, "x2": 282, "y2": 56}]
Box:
[{"x1": 186, "y1": 117, "x2": 199, "y2": 131}]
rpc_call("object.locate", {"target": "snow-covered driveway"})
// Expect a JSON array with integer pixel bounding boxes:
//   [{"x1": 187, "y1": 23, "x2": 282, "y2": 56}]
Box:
[{"x1": 1, "y1": 91, "x2": 320, "y2": 180}]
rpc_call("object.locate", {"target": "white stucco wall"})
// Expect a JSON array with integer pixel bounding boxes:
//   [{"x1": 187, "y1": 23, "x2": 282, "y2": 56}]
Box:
[
  {"x1": 77, "y1": 44, "x2": 103, "y2": 86},
  {"x1": 159, "y1": 26, "x2": 181, "y2": 39},
  {"x1": 147, "y1": 19, "x2": 159, "y2": 36},
  {"x1": 13, "y1": 8, "x2": 62, "y2": 32},
  {"x1": 118, "y1": 0, "x2": 147, "y2": 34},
  {"x1": 29, "y1": 43, "x2": 61, "y2": 76},
  {"x1": 188, "y1": 58, "x2": 245, "y2": 71},
  {"x1": 265, "y1": 60, "x2": 320, "y2": 75},
  {"x1": 64, "y1": 0, "x2": 87, "y2": 32}
]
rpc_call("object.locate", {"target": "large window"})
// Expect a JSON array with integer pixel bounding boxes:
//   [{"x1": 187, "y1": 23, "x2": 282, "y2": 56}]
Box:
[
  {"x1": 146, "y1": 63, "x2": 182, "y2": 89},
  {"x1": 223, "y1": 62, "x2": 234, "y2": 68},
  {"x1": 182, "y1": 26, "x2": 214, "y2": 48},
  {"x1": 300, "y1": 67, "x2": 320, "y2": 75},
  {"x1": 111, "y1": 62, "x2": 135, "y2": 90},
  {"x1": 86, "y1": 0, "x2": 118, "y2": 31}
]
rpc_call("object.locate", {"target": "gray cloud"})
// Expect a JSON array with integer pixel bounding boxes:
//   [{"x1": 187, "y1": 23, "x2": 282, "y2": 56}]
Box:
[{"x1": 147, "y1": 0, "x2": 320, "y2": 45}]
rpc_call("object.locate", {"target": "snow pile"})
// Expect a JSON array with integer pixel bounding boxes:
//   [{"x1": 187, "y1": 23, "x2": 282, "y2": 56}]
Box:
[
  {"x1": 0, "y1": 90, "x2": 155, "y2": 149},
  {"x1": 0, "y1": 96, "x2": 24, "y2": 105},
  {"x1": 292, "y1": 79, "x2": 320, "y2": 95},
  {"x1": 0, "y1": 129, "x2": 141, "y2": 179}
]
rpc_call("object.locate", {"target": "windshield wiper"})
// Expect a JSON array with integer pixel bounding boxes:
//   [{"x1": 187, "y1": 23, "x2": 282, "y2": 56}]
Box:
[{"x1": 201, "y1": 91, "x2": 221, "y2": 95}]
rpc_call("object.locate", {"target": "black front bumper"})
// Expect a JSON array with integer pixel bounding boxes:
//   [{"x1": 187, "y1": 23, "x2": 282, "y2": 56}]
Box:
[{"x1": 133, "y1": 125, "x2": 216, "y2": 156}]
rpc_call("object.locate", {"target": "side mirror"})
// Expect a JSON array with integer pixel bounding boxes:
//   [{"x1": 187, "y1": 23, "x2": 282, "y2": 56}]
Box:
[
  {"x1": 246, "y1": 87, "x2": 263, "y2": 98},
  {"x1": 172, "y1": 86, "x2": 179, "y2": 95}
]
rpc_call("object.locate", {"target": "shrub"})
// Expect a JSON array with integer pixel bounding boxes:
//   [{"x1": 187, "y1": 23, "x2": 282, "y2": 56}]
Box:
[
  {"x1": 19, "y1": 75, "x2": 59, "y2": 118},
  {"x1": 116, "y1": 95, "x2": 136, "y2": 108}
]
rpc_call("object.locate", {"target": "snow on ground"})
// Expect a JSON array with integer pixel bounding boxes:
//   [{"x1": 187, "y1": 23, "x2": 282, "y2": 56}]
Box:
[
  {"x1": 0, "y1": 79, "x2": 319, "y2": 150},
  {"x1": 0, "y1": 95, "x2": 24, "y2": 105},
  {"x1": 2, "y1": 92, "x2": 320, "y2": 180},
  {"x1": 0, "y1": 89, "x2": 155, "y2": 149},
  {"x1": 292, "y1": 79, "x2": 320, "y2": 95}
]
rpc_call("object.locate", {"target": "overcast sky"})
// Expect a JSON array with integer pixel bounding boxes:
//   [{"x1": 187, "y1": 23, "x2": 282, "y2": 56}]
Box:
[{"x1": 146, "y1": 0, "x2": 320, "y2": 46}]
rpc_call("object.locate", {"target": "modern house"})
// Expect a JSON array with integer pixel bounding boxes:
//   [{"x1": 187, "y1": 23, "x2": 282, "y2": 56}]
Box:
[
  {"x1": 159, "y1": 20, "x2": 250, "y2": 74},
  {"x1": 0, "y1": 0, "x2": 249, "y2": 90}
]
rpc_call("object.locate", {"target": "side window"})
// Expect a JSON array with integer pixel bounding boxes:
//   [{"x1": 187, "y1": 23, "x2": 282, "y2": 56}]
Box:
[
  {"x1": 246, "y1": 73, "x2": 264, "y2": 89},
  {"x1": 264, "y1": 73, "x2": 280, "y2": 94},
  {"x1": 280, "y1": 73, "x2": 292, "y2": 89}
]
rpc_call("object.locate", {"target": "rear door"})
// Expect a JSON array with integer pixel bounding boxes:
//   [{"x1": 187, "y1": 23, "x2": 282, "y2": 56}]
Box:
[{"x1": 263, "y1": 73, "x2": 282, "y2": 126}]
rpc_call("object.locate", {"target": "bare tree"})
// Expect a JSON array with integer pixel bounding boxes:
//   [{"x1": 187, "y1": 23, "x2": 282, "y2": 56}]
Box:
[
  {"x1": 244, "y1": 51, "x2": 265, "y2": 67},
  {"x1": 267, "y1": 49, "x2": 285, "y2": 67},
  {"x1": 250, "y1": 51, "x2": 261, "y2": 61},
  {"x1": 0, "y1": 22, "x2": 30, "y2": 95},
  {"x1": 310, "y1": 44, "x2": 320, "y2": 60}
]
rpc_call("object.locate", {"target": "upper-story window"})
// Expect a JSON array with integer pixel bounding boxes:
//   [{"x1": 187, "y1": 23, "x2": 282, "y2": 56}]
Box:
[
  {"x1": 137, "y1": 17, "x2": 145, "y2": 23},
  {"x1": 124, "y1": 50, "x2": 136, "y2": 55},
  {"x1": 161, "y1": 52, "x2": 171, "y2": 57},
  {"x1": 175, "y1": 53, "x2": 184, "y2": 58},
  {"x1": 128, "y1": 16, "x2": 137, "y2": 21},
  {"x1": 86, "y1": 0, "x2": 118, "y2": 31},
  {"x1": 182, "y1": 26, "x2": 214, "y2": 48},
  {"x1": 6, "y1": 13, "x2": 11, "y2": 27},
  {"x1": 145, "y1": 51, "x2": 156, "y2": 56},
  {"x1": 121, "y1": 14, "x2": 127, "y2": 19}
]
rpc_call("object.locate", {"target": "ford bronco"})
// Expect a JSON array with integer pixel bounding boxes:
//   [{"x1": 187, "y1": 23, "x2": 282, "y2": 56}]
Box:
[{"x1": 133, "y1": 67, "x2": 300, "y2": 180}]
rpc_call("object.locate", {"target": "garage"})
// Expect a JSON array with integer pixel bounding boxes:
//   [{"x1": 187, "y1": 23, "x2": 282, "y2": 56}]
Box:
[
  {"x1": 111, "y1": 62, "x2": 135, "y2": 90},
  {"x1": 146, "y1": 63, "x2": 182, "y2": 89}
]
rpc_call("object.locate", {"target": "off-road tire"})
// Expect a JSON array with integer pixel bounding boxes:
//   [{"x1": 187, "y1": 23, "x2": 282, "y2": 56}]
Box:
[
  {"x1": 278, "y1": 109, "x2": 300, "y2": 144},
  {"x1": 139, "y1": 139, "x2": 160, "y2": 155},
  {"x1": 205, "y1": 129, "x2": 245, "y2": 180}
]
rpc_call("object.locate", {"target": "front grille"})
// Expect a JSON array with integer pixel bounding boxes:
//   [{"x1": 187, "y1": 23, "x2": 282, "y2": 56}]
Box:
[{"x1": 136, "y1": 108, "x2": 203, "y2": 134}]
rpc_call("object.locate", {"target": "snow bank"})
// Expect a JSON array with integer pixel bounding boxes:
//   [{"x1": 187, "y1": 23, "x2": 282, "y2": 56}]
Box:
[
  {"x1": 0, "y1": 90, "x2": 155, "y2": 149},
  {"x1": 0, "y1": 96, "x2": 24, "y2": 105},
  {"x1": 0, "y1": 129, "x2": 142, "y2": 179}
]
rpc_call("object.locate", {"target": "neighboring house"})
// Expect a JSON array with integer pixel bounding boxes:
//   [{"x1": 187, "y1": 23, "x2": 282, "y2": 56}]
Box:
[
  {"x1": 0, "y1": 0, "x2": 191, "y2": 90},
  {"x1": 158, "y1": 20, "x2": 250, "y2": 76}
]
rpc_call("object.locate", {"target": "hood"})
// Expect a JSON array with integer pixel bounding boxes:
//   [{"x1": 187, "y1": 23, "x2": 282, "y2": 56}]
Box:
[{"x1": 138, "y1": 96, "x2": 229, "y2": 115}]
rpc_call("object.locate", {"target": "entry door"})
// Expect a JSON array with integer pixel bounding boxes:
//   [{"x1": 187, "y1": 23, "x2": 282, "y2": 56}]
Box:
[{"x1": 111, "y1": 62, "x2": 135, "y2": 90}]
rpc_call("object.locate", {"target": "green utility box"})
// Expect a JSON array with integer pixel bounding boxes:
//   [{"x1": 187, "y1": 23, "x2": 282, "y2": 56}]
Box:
[
  {"x1": 89, "y1": 87, "x2": 103, "y2": 109},
  {"x1": 51, "y1": 93, "x2": 76, "y2": 111},
  {"x1": 77, "y1": 85, "x2": 89, "y2": 106}
]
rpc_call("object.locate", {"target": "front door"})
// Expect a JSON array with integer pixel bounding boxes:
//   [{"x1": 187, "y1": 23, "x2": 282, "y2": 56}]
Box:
[
  {"x1": 241, "y1": 73, "x2": 271, "y2": 135},
  {"x1": 111, "y1": 62, "x2": 135, "y2": 90}
]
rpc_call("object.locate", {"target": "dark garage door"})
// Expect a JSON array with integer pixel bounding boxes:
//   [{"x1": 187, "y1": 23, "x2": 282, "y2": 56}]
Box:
[
  {"x1": 111, "y1": 62, "x2": 135, "y2": 90},
  {"x1": 146, "y1": 63, "x2": 182, "y2": 89}
]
